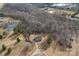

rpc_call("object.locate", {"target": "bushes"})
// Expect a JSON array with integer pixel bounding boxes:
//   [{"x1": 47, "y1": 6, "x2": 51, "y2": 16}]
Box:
[
  {"x1": 0, "y1": 44, "x2": 6, "y2": 53},
  {"x1": 16, "y1": 38, "x2": 20, "y2": 43},
  {"x1": 13, "y1": 24, "x2": 24, "y2": 34},
  {"x1": 14, "y1": 38, "x2": 20, "y2": 45},
  {"x1": 47, "y1": 34, "x2": 52, "y2": 45},
  {"x1": 3, "y1": 32, "x2": 7, "y2": 36},
  {"x1": 40, "y1": 34, "x2": 53, "y2": 50},
  {"x1": 43, "y1": 34, "x2": 52, "y2": 50},
  {"x1": 2, "y1": 45, "x2": 6, "y2": 51},
  {"x1": 0, "y1": 44, "x2": 12, "y2": 56},
  {"x1": 0, "y1": 31, "x2": 7, "y2": 39},
  {"x1": 3, "y1": 32, "x2": 7, "y2": 38},
  {"x1": 0, "y1": 35, "x2": 2, "y2": 39},
  {"x1": 5, "y1": 48, "x2": 12, "y2": 56}
]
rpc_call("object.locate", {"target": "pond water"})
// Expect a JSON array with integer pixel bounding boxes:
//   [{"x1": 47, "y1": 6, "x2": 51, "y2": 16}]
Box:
[{"x1": 5, "y1": 21, "x2": 19, "y2": 32}]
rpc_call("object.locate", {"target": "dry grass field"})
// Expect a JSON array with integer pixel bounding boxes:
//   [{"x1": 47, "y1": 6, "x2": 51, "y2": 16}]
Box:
[{"x1": 0, "y1": 3, "x2": 79, "y2": 56}]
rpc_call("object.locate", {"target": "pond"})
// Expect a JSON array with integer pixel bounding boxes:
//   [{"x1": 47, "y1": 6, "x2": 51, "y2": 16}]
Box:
[{"x1": 5, "y1": 21, "x2": 19, "y2": 32}]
